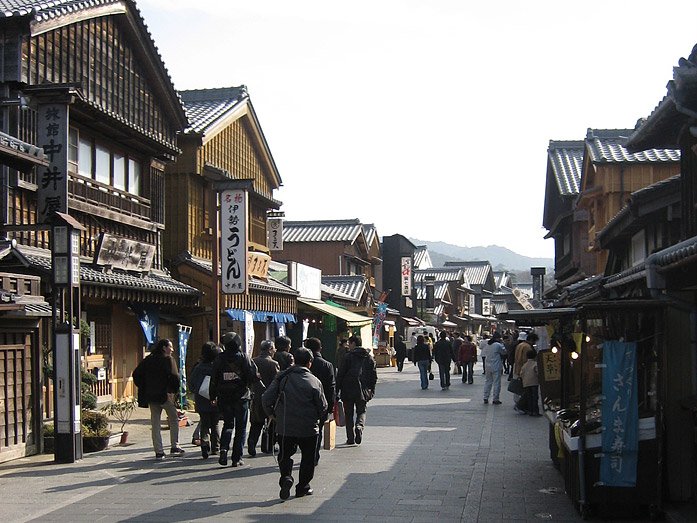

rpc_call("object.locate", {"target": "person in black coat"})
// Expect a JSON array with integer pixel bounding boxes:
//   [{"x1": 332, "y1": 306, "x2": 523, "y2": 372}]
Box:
[
  {"x1": 132, "y1": 338, "x2": 183, "y2": 459},
  {"x1": 274, "y1": 335, "x2": 295, "y2": 370},
  {"x1": 433, "y1": 331, "x2": 455, "y2": 390},
  {"x1": 394, "y1": 335, "x2": 407, "y2": 372},
  {"x1": 336, "y1": 335, "x2": 377, "y2": 445},
  {"x1": 188, "y1": 341, "x2": 221, "y2": 459},
  {"x1": 248, "y1": 340, "x2": 280, "y2": 456},
  {"x1": 304, "y1": 337, "x2": 336, "y2": 464}
]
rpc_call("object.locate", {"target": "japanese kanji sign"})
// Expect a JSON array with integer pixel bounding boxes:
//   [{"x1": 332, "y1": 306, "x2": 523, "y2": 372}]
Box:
[
  {"x1": 38, "y1": 103, "x2": 68, "y2": 223},
  {"x1": 94, "y1": 233, "x2": 155, "y2": 272},
  {"x1": 600, "y1": 340, "x2": 638, "y2": 487},
  {"x1": 541, "y1": 351, "x2": 560, "y2": 381},
  {"x1": 221, "y1": 189, "x2": 248, "y2": 294},
  {"x1": 266, "y1": 217, "x2": 283, "y2": 251},
  {"x1": 401, "y1": 256, "x2": 412, "y2": 296}
]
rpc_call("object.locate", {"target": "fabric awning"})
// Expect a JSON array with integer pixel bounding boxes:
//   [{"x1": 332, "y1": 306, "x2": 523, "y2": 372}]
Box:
[
  {"x1": 226, "y1": 309, "x2": 297, "y2": 323},
  {"x1": 298, "y1": 297, "x2": 373, "y2": 327}
]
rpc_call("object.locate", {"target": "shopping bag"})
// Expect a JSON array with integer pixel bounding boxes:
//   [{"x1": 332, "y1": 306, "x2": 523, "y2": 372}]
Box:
[
  {"x1": 507, "y1": 377, "x2": 523, "y2": 395},
  {"x1": 198, "y1": 375, "x2": 211, "y2": 399},
  {"x1": 334, "y1": 400, "x2": 346, "y2": 427}
]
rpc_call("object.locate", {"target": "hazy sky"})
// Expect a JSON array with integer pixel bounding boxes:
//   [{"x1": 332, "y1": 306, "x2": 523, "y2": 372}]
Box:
[{"x1": 137, "y1": 0, "x2": 697, "y2": 258}]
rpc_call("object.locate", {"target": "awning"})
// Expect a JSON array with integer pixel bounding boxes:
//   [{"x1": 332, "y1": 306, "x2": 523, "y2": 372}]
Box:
[
  {"x1": 298, "y1": 297, "x2": 373, "y2": 327},
  {"x1": 226, "y1": 309, "x2": 297, "y2": 323},
  {"x1": 440, "y1": 320, "x2": 458, "y2": 327}
]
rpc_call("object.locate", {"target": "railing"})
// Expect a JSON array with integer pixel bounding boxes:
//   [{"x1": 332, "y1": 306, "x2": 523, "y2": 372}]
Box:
[
  {"x1": 68, "y1": 172, "x2": 151, "y2": 222},
  {"x1": 90, "y1": 378, "x2": 113, "y2": 399}
]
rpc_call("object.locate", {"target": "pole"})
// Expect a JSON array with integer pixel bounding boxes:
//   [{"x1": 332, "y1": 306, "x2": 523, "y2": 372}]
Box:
[{"x1": 210, "y1": 187, "x2": 220, "y2": 344}]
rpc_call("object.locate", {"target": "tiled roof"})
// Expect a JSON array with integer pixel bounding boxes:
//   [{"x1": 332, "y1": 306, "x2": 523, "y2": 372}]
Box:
[
  {"x1": 414, "y1": 268, "x2": 464, "y2": 283},
  {"x1": 362, "y1": 224, "x2": 378, "y2": 247},
  {"x1": 548, "y1": 140, "x2": 584, "y2": 196},
  {"x1": 413, "y1": 246, "x2": 432, "y2": 269},
  {"x1": 320, "y1": 283, "x2": 355, "y2": 302},
  {"x1": 444, "y1": 261, "x2": 492, "y2": 286},
  {"x1": 180, "y1": 86, "x2": 248, "y2": 134},
  {"x1": 176, "y1": 253, "x2": 298, "y2": 296},
  {"x1": 282, "y1": 219, "x2": 363, "y2": 243},
  {"x1": 415, "y1": 281, "x2": 449, "y2": 301},
  {"x1": 321, "y1": 275, "x2": 367, "y2": 303},
  {"x1": 585, "y1": 128, "x2": 679, "y2": 163},
  {"x1": 20, "y1": 248, "x2": 200, "y2": 297}
]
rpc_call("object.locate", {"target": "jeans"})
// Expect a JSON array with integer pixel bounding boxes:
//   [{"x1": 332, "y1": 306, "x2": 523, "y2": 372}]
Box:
[
  {"x1": 219, "y1": 399, "x2": 249, "y2": 461},
  {"x1": 278, "y1": 434, "x2": 317, "y2": 489},
  {"x1": 198, "y1": 411, "x2": 220, "y2": 452},
  {"x1": 462, "y1": 361, "x2": 475, "y2": 383},
  {"x1": 343, "y1": 399, "x2": 367, "y2": 443},
  {"x1": 483, "y1": 368, "x2": 502, "y2": 402},
  {"x1": 149, "y1": 398, "x2": 179, "y2": 454},
  {"x1": 438, "y1": 363, "x2": 451, "y2": 388},
  {"x1": 417, "y1": 360, "x2": 430, "y2": 389}
]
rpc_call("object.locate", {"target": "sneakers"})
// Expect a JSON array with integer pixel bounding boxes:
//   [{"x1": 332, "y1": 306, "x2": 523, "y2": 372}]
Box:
[
  {"x1": 279, "y1": 475, "x2": 294, "y2": 500},
  {"x1": 492, "y1": 400, "x2": 502, "y2": 405},
  {"x1": 231, "y1": 459, "x2": 245, "y2": 467},
  {"x1": 155, "y1": 453, "x2": 166, "y2": 460},
  {"x1": 355, "y1": 429, "x2": 363, "y2": 445},
  {"x1": 218, "y1": 449, "x2": 228, "y2": 466},
  {"x1": 295, "y1": 485, "x2": 313, "y2": 497},
  {"x1": 170, "y1": 446, "x2": 185, "y2": 456}
]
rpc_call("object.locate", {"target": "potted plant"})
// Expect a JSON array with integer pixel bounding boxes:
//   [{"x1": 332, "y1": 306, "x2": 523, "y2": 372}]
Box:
[
  {"x1": 82, "y1": 409, "x2": 110, "y2": 452},
  {"x1": 101, "y1": 397, "x2": 137, "y2": 444},
  {"x1": 43, "y1": 422, "x2": 55, "y2": 454}
]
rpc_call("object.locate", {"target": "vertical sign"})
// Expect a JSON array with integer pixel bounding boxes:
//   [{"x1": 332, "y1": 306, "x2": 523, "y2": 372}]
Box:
[
  {"x1": 600, "y1": 341, "x2": 638, "y2": 487},
  {"x1": 482, "y1": 298, "x2": 491, "y2": 316},
  {"x1": 177, "y1": 325, "x2": 191, "y2": 409},
  {"x1": 372, "y1": 302, "x2": 388, "y2": 349},
  {"x1": 244, "y1": 311, "x2": 255, "y2": 358},
  {"x1": 221, "y1": 189, "x2": 248, "y2": 294},
  {"x1": 468, "y1": 294, "x2": 475, "y2": 314},
  {"x1": 267, "y1": 217, "x2": 284, "y2": 251},
  {"x1": 400, "y1": 256, "x2": 412, "y2": 296},
  {"x1": 38, "y1": 104, "x2": 69, "y2": 223}
]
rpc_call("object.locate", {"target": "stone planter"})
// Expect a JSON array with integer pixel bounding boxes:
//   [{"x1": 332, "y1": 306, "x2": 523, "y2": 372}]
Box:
[{"x1": 83, "y1": 435, "x2": 110, "y2": 453}]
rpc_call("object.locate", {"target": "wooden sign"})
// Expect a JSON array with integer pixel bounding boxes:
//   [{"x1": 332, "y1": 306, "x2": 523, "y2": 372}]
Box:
[{"x1": 94, "y1": 233, "x2": 155, "y2": 272}]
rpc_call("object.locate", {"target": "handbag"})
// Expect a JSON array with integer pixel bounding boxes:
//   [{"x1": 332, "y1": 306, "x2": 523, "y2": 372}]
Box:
[
  {"x1": 333, "y1": 399, "x2": 346, "y2": 427},
  {"x1": 428, "y1": 372, "x2": 434, "y2": 381},
  {"x1": 507, "y1": 377, "x2": 523, "y2": 395},
  {"x1": 198, "y1": 375, "x2": 211, "y2": 400}
]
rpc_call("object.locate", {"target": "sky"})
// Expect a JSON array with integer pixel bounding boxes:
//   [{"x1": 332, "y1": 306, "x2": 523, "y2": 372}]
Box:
[{"x1": 137, "y1": 0, "x2": 697, "y2": 259}]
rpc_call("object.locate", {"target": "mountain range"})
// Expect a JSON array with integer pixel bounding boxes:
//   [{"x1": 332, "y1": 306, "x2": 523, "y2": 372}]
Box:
[{"x1": 410, "y1": 239, "x2": 553, "y2": 273}]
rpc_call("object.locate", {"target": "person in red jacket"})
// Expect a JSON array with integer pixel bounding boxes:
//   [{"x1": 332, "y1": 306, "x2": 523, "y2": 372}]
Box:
[{"x1": 458, "y1": 335, "x2": 477, "y2": 384}]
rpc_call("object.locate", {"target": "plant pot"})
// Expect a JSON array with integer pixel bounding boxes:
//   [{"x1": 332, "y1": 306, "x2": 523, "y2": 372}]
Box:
[
  {"x1": 120, "y1": 431, "x2": 129, "y2": 444},
  {"x1": 83, "y1": 435, "x2": 110, "y2": 453}
]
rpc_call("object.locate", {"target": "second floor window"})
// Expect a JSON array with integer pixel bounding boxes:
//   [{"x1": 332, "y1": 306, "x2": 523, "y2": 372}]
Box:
[{"x1": 68, "y1": 127, "x2": 143, "y2": 196}]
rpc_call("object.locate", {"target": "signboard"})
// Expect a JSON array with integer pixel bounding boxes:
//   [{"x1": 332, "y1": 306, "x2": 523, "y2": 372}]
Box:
[
  {"x1": 513, "y1": 288, "x2": 535, "y2": 310},
  {"x1": 267, "y1": 217, "x2": 283, "y2": 251},
  {"x1": 289, "y1": 261, "x2": 321, "y2": 300},
  {"x1": 221, "y1": 189, "x2": 248, "y2": 294},
  {"x1": 482, "y1": 298, "x2": 492, "y2": 316},
  {"x1": 94, "y1": 233, "x2": 155, "y2": 272},
  {"x1": 38, "y1": 103, "x2": 69, "y2": 223},
  {"x1": 248, "y1": 251, "x2": 271, "y2": 279},
  {"x1": 541, "y1": 352, "x2": 560, "y2": 381},
  {"x1": 401, "y1": 256, "x2": 412, "y2": 296},
  {"x1": 244, "y1": 311, "x2": 254, "y2": 358},
  {"x1": 468, "y1": 294, "x2": 475, "y2": 314},
  {"x1": 372, "y1": 302, "x2": 388, "y2": 349}
]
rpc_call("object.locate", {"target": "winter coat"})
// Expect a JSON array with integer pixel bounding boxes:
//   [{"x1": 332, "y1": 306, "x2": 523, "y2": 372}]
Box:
[
  {"x1": 250, "y1": 353, "x2": 279, "y2": 424},
  {"x1": 433, "y1": 339, "x2": 455, "y2": 366},
  {"x1": 482, "y1": 341, "x2": 506, "y2": 372},
  {"x1": 209, "y1": 346, "x2": 258, "y2": 404},
  {"x1": 273, "y1": 350, "x2": 294, "y2": 371},
  {"x1": 458, "y1": 341, "x2": 477, "y2": 364},
  {"x1": 395, "y1": 340, "x2": 407, "y2": 361},
  {"x1": 514, "y1": 341, "x2": 533, "y2": 378},
  {"x1": 336, "y1": 347, "x2": 378, "y2": 402},
  {"x1": 132, "y1": 353, "x2": 179, "y2": 406},
  {"x1": 262, "y1": 366, "x2": 328, "y2": 438},
  {"x1": 412, "y1": 342, "x2": 432, "y2": 364},
  {"x1": 311, "y1": 352, "x2": 336, "y2": 408},
  {"x1": 520, "y1": 359, "x2": 539, "y2": 387},
  {"x1": 188, "y1": 361, "x2": 217, "y2": 413}
]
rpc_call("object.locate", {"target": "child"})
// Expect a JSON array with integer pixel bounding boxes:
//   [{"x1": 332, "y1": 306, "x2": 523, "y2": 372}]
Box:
[{"x1": 516, "y1": 349, "x2": 541, "y2": 416}]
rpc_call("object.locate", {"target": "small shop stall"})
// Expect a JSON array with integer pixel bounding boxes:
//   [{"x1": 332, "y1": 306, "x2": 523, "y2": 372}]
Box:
[{"x1": 505, "y1": 301, "x2": 662, "y2": 520}]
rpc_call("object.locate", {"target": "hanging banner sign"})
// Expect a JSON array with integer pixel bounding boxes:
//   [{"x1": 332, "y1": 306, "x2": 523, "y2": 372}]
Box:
[
  {"x1": 38, "y1": 103, "x2": 69, "y2": 223},
  {"x1": 178, "y1": 325, "x2": 192, "y2": 409},
  {"x1": 221, "y1": 189, "x2": 248, "y2": 294},
  {"x1": 401, "y1": 256, "x2": 412, "y2": 296},
  {"x1": 267, "y1": 217, "x2": 283, "y2": 251},
  {"x1": 541, "y1": 352, "x2": 560, "y2": 381},
  {"x1": 600, "y1": 340, "x2": 638, "y2": 487},
  {"x1": 244, "y1": 310, "x2": 254, "y2": 358},
  {"x1": 372, "y1": 302, "x2": 388, "y2": 349}
]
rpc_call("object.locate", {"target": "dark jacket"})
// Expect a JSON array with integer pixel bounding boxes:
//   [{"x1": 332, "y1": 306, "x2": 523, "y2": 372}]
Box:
[
  {"x1": 188, "y1": 361, "x2": 217, "y2": 413},
  {"x1": 310, "y1": 352, "x2": 336, "y2": 408},
  {"x1": 273, "y1": 350, "x2": 294, "y2": 371},
  {"x1": 395, "y1": 340, "x2": 407, "y2": 360},
  {"x1": 262, "y1": 366, "x2": 328, "y2": 437},
  {"x1": 433, "y1": 339, "x2": 455, "y2": 366},
  {"x1": 210, "y1": 346, "x2": 258, "y2": 403},
  {"x1": 458, "y1": 341, "x2": 477, "y2": 364},
  {"x1": 132, "y1": 353, "x2": 179, "y2": 406},
  {"x1": 250, "y1": 353, "x2": 280, "y2": 424},
  {"x1": 336, "y1": 347, "x2": 378, "y2": 402},
  {"x1": 412, "y1": 342, "x2": 432, "y2": 364}
]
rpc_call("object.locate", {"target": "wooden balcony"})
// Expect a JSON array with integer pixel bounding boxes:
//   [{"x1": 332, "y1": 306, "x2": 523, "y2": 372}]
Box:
[{"x1": 68, "y1": 173, "x2": 152, "y2": 223}]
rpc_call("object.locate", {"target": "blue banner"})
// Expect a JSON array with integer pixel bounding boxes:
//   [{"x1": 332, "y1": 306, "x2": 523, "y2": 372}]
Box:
[
  {"x1": 372, "y1": 302, "x2": 388, "y2": 348},
  {"x1": 600, "y1": 340, "x2": 638, "y2": 487},
  {"x1": 131, "y1": 304, "x2": 159, "y2": 346},
  {"x1": 178, "y1": 326, "x2": 191, "y2": 409}
]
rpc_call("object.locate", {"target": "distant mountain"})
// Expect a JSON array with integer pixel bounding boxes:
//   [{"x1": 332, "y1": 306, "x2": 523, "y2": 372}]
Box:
[{"x1": 410, "y1": 239, "x2": 553, "y2": 272}]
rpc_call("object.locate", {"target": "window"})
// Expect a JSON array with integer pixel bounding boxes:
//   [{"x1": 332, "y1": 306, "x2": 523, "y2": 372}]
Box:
[
  {"x1": 128, "y1": 158, "x2": 141, "y2": 196},
  {"x1": 68, "y1": 128, "x2": 78, "y2": 172},
  {"x1": 95, "y1": 143, "x2": 110, "y2": 185},
  {"x1": 630, "y1": 230, "x2": 646, "y2": 267},
  {"x1": 113, "y1": 152, "x2": 125, "y2": 191},
  {"x1": 78, "y1": 135, "x2": 92, "y2": 177}
]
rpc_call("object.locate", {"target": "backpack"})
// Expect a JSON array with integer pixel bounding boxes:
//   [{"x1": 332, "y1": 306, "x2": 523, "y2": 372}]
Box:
[{"x1": 217, "y1": 356, "x2": 247, "y2": 400}]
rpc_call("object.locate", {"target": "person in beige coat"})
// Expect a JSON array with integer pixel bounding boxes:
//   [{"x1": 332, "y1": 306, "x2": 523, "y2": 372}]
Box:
[{"x1": 515, "y1": 349, "x2": 541, "y2": 416}]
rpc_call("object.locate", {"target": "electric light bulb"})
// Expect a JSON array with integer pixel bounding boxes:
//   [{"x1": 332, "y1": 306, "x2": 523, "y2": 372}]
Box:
[
  {"x1": 571, "y1": 351, "x2": 579, "y2": 360},
  {"x1": 551, "y1": 346, "x2": 558, "y2": 354}
]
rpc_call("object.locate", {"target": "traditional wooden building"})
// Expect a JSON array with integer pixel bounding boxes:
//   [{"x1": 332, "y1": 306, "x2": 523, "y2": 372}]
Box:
[{"x1": 164, "y1": 86, "x2": 298, "y2": 365}]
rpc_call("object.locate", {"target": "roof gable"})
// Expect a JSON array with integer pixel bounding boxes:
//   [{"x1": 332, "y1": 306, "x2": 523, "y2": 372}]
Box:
[
  {"x1": 548, "y1": 140, "x2": 584, "y2": 196},
  {"x1": 283, "y1": 219, "x2": 364, "y2": 244},
  {"x1": 321, "y1": 275, "x2": 368, "y2": 303},
  {"x1": 585, "y1": 128, "x2": 679, "y2": 164}
]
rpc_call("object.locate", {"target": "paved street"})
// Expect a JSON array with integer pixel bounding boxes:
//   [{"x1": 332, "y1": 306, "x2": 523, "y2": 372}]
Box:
[{"x1": 1, "y1": 363, "x2": 583, "y2": 522}]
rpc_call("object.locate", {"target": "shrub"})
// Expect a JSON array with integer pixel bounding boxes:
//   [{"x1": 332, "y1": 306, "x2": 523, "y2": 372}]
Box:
[
  {"x1": 82, "y1": 410, "x2": 109, "y2": 437},
  {"x1": 100, "y1": 397, "x2": 137, "y2": 433},
  {"x1": 43, "y1": 422, "x2": 55, "y2": 437}
]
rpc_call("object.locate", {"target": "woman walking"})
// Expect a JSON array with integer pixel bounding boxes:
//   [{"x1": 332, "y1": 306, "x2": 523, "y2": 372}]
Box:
[{"x1": 412, "y1": 335, "x2": 433, "y2": 390}]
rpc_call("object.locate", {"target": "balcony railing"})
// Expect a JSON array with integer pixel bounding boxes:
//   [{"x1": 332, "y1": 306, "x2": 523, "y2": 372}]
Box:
[{"x1": 68, "y1": 172, "x2": 151, "y2": 222}]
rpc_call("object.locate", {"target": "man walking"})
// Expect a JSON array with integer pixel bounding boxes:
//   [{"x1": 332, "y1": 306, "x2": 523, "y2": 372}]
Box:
[
  {"x1": 482, "y1": 331, "x2": 507, "y2": 405},
  {"x1": 304, "y1": 337, "x2": 335, "y2": 465},
  {"x1": 263, "y1": 348, "x2": 328, "y2": 500},
  {"x1": 336, "y1": 335, "x2": 377, "y2": 445},
  {"x1": 248, "y1": 339, "x2": 279, "y2": 456},
  {"x1": 394, "y1": 335, "x2": 407, "y2": 372},
  {"x1": 433, "y1": 331, "x2": 455, "y2": 390},
  {"x1": 458, "y1": 335, "x2": 477, "y2": 384},
  {"x1": 210, "y1": 332, "x2": 258, "y2": 468}
]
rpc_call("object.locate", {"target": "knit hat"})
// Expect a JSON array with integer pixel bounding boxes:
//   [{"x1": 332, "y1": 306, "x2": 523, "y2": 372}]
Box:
[
  {"x1": 221, "y1": 332, "x2": 241, "y2": 351},
  {"x1": 517, "y1": 332, "x2": 528, "y2": 341}
]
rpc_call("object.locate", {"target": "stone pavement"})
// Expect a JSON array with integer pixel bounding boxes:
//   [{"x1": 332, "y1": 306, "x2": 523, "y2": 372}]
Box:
[{"x1": 0, "y1": 363, "x2": 595, "y2": 522}]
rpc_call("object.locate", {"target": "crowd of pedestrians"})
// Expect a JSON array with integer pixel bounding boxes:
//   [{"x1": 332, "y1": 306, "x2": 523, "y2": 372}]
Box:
[{"x1": 133, "y1": 333, "x2": 377, "y2": 501}]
